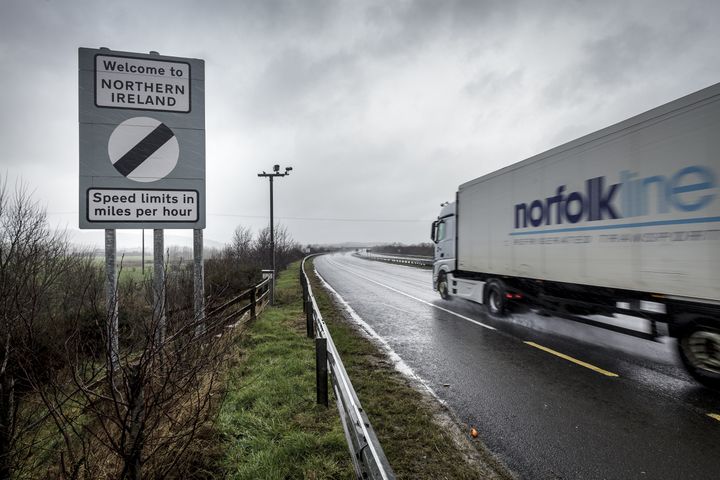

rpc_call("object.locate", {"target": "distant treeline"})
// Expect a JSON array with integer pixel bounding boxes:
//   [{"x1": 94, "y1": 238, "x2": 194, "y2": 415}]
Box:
[{"x1": 370, "y1": 242, "x2": 434, "y2": 257}]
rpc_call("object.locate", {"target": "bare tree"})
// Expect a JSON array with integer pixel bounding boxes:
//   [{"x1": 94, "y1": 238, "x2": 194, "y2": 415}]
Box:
[
  {"x1": 0, "y1": 179, "x2": 97, "y2": 478},
  {"x1": 265, "y1": 224, "x2": 302, "y2": 272},
  {"x1": 16, "y1": 238, "x2": 246, "y2": 479},
  {"x1": 36, "y1": 281, "x2": 233, "y2": 479},
  {"x1": 0, "y1": 178, "x2": 293, "y2": 479},
  {"x1": 230, "y1": 225, "x2": 253, "y2": 263}
]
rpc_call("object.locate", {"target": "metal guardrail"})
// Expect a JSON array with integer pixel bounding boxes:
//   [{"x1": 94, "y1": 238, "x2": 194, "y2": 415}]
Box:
[
  {"x1": 355, "y1": 251, "x2": 434, "y2": 267},
  {"x1": 300, "y1": 255, "x2": 396, "y2": 480}
]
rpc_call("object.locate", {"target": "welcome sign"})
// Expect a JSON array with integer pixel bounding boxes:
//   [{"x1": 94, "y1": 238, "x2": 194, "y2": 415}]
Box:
[{"x1": 78, "y1": 47, "x2": 205, "y2": 229}]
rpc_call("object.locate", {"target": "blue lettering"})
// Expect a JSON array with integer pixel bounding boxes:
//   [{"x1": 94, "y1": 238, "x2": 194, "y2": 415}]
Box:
[
  {"x1": 514, "y1": 204, "x2": 527, "y2": 228},
  {"x1": 513, "y1": 165, "x2": 716, "y2": 229},
  {"x1": 641, "y1": 175, "x2": 669, "y2": 215},
  {"x1": 529, "y1": 200, "x2": 544, "y2": 227},
  {"x1": 668, "y1": 166, "x2": 716, "y2": 212},
  {"x1": 564, "y1": 192, "x2": 584, "y2": 223},
  {"x1": 595, "y1": 177, "x2": 620, "y2": 220},
  {"x1": 545, "y1": 185, "x2": 565, "y2": 225}
]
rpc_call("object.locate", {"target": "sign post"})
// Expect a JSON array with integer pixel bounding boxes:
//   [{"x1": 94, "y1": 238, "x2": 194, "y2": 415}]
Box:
[
  {"x1": 105, "y1": 229, "x2": 119, "y2": 371},
  {"x1": 79, "y1": 47, "x2": 206, "y2": 357}
]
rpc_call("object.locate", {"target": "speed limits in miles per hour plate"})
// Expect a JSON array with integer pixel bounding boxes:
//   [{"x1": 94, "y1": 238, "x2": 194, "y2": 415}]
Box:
[{"x1": 108, "y1": 117, "x2": 179, "y2": 182}]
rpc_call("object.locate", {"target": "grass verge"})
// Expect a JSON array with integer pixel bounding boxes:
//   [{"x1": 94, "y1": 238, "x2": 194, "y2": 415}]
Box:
[
  {"x1": 218, "y1": 258, "x2": 512, "y2": 479},
  {"x1": 218, "y1": 263, "x2": 353, "y2": 479}
]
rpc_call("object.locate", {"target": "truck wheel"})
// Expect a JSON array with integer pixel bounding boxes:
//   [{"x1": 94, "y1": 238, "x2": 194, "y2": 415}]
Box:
[
  {"x1": 678, "y1": 324, "x2": 720, "y2": 389},
  {"x1": 486, "y1": 281, "x2": 506, "y2": 317},
  {"x1": 438, "y1": 273, "x2": 451, "y2": 300}
]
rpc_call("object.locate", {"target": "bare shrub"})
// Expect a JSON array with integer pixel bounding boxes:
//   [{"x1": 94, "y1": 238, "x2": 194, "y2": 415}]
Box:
[
  {"x1": 38, "y1": 271, "x2": 236, "y2": 479},
  {"x1": 0, "y1": 179, "x2": 102, "y2": 478},
  {"x1": 1, "y1": 180, "x2": 303, "y2": 478},
  {"x1": 204, "y1": 224, "x2": 303, "y2": 299}
]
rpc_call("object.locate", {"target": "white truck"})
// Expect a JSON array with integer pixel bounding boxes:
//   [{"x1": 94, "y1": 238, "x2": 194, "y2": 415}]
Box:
[{"x1": 431, "y1": 82, "x2": 720, "y2": 386}]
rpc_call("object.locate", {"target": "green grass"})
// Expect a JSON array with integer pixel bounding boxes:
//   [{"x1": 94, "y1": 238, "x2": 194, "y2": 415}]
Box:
[
  {"x1": 218, "y1": 264, "x2": 353, "y2": 479},
  {"x1": 118, "y1": 265, "x2": 151, "y2": 283},
  {"x1": 217, "y1": 259, "x2": 512, "y2": 479}
]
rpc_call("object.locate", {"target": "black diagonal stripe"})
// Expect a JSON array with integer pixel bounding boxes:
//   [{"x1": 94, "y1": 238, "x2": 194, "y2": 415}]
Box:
[{"x1": 114, "y1": 123, "x2": 175, "y2": 177}]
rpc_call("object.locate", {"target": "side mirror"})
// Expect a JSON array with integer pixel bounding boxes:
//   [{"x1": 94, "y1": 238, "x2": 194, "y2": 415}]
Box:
[{"x1": 430, "y1": 221, "x2": 438, "y2": 243}]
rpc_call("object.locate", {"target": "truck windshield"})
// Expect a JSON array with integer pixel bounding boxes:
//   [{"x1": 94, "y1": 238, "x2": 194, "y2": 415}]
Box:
[{"x1": 437, "y1": 221, "x2": 446, "y2": 241}]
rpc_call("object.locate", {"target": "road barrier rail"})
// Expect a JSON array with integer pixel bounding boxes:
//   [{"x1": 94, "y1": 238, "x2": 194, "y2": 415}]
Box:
[
  {"x1": 355, "y1": 251, "x2": 433, "y2": 267},
  {"x1": 300, "y1": 255, "x2": 395, "y2": 480}
]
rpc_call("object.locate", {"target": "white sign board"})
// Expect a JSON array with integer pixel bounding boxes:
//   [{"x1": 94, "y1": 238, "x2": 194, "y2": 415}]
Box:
[
  {"x1": 78, "y1": 47, "x2": 205, "y2": 229},
  {"x1": 87, "y1": 189, "x2": 198, "y2": 222},
  {"x1": 108, "y1": 117, "x2": 180, "y2": 182},
  {"x1": 95, "y1": 55, "x2": 190, "y2": 112}
]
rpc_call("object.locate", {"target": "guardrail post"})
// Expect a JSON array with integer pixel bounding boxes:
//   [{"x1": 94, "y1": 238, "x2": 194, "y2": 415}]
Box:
[
  {"x1": 300, "y1": 275, "x2": 307, "y2": 313},
  {"x1": 315, "y1": 337, "x2": 328, "y2": 407},
  {"x1": 306, "y1": 302, "x2": 314, "y2": 338},
  {"x1": 299, "y1": 270, "x2": 305, "y2": 307}
]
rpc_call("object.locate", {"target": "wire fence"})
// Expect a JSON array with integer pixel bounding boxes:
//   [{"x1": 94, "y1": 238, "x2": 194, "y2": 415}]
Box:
[{"x1": 300, "y1": 255, "x2": 396, "y2": 480}]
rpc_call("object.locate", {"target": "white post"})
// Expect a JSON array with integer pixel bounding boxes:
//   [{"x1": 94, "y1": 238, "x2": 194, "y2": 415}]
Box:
[
  {"x1": 105, "y1": 229, "x2": 119, "y2": 372},
  {"x1": 193, "y1": 228, "x2": 205, "y2": 336},
  {"x1": 153, "y1": 229, "x2": 166, "y2": 345}
]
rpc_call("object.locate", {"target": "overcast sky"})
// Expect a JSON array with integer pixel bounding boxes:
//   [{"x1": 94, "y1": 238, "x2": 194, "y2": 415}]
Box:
[{"x1": 2, "y1": 0, "x2": 720, "y2": 248}]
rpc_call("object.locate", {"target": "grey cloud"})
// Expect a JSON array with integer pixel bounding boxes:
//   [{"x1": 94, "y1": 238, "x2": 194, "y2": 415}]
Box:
[
  {"x1": 542, "y1": 3, "x2": 712, "y2": 106},
  {"x1": 243, "y1": 47, "x2": 364, "y2": 124},
  {"x1": 2, "y1": 0, "x2": 720, "y2": 245},
  {"x1": 464, "y1": 68, "x2": 524, "y2": 98},
  {"x1": 363, "y1": 0, "x2": 520, "y2": 59}
]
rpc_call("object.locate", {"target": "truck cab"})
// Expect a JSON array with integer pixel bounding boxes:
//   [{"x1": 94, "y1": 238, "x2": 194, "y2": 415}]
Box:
[{"x1": 430, "y1": 202, "x2": 456, "y2": 297}]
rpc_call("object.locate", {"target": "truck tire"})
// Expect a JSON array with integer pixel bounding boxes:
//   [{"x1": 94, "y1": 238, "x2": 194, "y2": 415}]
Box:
[
  {"x1": 438, "y1": 273, "x2": 451, "y2": 300},
  {"x1": 486, "y1": 281, "x2": 507, "y2": 317},
  {"x1": 678, "y1": 324, "x2": 720, "y2": 389}
]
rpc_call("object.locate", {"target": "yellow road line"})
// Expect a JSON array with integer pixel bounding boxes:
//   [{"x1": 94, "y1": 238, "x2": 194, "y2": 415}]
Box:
[
  {"x1": 708, "y1": 414, "x2": 720, "y2": 422},
  {"x1": 524, "y1": 341, "x2": 619, "y2": 377}
]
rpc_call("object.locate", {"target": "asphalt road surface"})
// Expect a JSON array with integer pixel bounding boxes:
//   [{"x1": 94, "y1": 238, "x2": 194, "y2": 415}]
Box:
[{"x1": 314, "y1": 253, "x2": 720, "y2": 480}]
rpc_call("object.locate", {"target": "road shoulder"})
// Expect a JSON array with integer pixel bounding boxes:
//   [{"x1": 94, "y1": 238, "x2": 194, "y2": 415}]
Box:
[{"x1": 311, "y1": 256, "x2": 515, "y2": 479}]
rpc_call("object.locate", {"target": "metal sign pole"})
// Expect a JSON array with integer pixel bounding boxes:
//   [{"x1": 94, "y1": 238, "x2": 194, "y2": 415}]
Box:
[
  {"x1": 141, "y1": 229, "x2": 145, "y2": 274},
  {"x1": 105, "y1": 229, "x2": 119, "y2": 372},
  {"x1": 153, "y1": 229, "x2": 166, "y2": 345},
  {"x1": 193, "y1": 228, "x2": 205, "y2": 336}
]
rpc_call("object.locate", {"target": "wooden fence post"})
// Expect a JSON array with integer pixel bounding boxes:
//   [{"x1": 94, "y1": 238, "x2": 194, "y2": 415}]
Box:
[
  {"x1": 250, "y1": 286, "x2": 257, "y2": 320},
  {"x1": 301, "y1": 276, "x2": 308, "y2": 313}
]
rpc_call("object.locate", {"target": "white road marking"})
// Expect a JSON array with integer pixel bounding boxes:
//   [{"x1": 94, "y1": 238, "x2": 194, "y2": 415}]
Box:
[
  {"x1": 324, "y1": 255, "x2": 496, "y2": 331},
  {"x1": 314, "y1": 265, "x2": 442, "y2": 399}
]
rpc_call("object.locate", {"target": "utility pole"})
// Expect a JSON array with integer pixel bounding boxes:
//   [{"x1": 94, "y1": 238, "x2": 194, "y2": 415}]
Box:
[{"x1": 258, "y1": 164, "x2": 292, "y2": 305}]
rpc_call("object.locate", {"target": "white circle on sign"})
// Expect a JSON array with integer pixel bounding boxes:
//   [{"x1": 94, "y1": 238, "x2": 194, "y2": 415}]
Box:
[{"x1": 108, "y1": 117, "x2": 179, "y2": 183}]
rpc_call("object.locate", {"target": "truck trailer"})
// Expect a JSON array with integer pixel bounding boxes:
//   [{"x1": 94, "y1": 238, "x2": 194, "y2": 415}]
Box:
[{"x1": 431, "y1": 82, "x2": 720, "y2": 387}]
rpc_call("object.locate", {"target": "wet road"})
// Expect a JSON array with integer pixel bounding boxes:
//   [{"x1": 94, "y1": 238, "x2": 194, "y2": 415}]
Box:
[{"x1": 314, "y1": 253, "x2": 720, "y2": 480}]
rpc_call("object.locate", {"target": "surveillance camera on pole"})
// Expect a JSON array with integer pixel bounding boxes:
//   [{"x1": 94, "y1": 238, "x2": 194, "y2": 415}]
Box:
[{"x1": 257, "y1": 165, "x2": 292, "y2": 305}]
